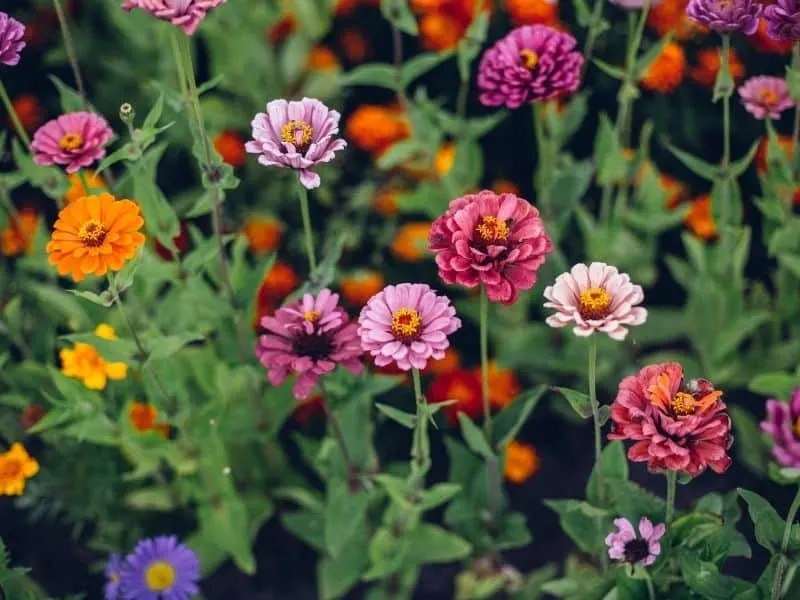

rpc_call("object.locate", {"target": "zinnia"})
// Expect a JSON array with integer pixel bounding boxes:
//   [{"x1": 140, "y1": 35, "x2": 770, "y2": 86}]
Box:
[
  {"x1": 121, "y1": 0, "x2": 227, "y2": 35},
  {"x1": 608, "y1": 362, "x2": 733, "y2": 475},
  {"x1": 543, "y1": 262, "x2": 647, "y2": 340},
  {"x1": 119, "y1": 536, "x2": 200, "y2": 600},
  {"x1": 32, "y1": 111, "x2": 114, "y2": 174},
  {"x1": 761, "y1": 388, "x2": 800, "y2": 468},
  {"x1": 104, "y1": 553, "x2": 122, "y2": 600},
  {"x1": 605, "y1": 517, "x2": 665, "y2": 566},
  {"x1": 0, "y1": 11, "x2": 25, "y2": 67},
  {"x1": 764, "y1": 0, "x2": 800, "y2": 41},
  {"x1": 738, "y1": 75, "x2": 794, "y2": 120},
  {"x1": 504, "y1": 440, "x2": 541, "y2": 483},
  {"x1": 476, "y1": 24, "x2": 584, "y2": 108},
  {"x1": 246, "y1": 97, "x2": 347, "y2": 190},
  {"x1": 256, "y1": 289, "x2": 363, "y2": 400},
  {"x1": 427, "y1": 368, "x2": 483, "y2": 423},
  {"x1": 46, "y1": 193, "x2": 145, "y2": 281},
  {"x1": 358, "y1": 283, "x2": 461, "y2": 371},
  {"x1": 0, "y1": 443, "x2": 38, "y2": 496},
  {"x1": 429, "y1": 190, "x2": 553, "y2": 305},
  {"x1": 60, "y1": 340, "x2": 128, "y2": 391},
  {"x1": 686, "y1": 0, "x2": 761, "y2": 34}
]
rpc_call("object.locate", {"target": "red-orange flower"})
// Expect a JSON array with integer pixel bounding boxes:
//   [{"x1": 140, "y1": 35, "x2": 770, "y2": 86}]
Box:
[
  {"x1": 153, "y1": 221, "x2": 190, "y2": 261},
  {"x1": 684, "y1": 194, "x2": 718, "y2": 241},
  {"x1": 504, "y1": 0, "x2": 558, "y2": 26},
  {"x1": 373, "y1": 185, "x2": 401, "y2": 216},
  {"x1": 255, "y1": 260, "x2": 301, "y2": 322},
  {"x1": 423, "y1": 347, "x2": 462, "y2": 376},
  {"x1": 504, "y1": 440, "x2": 541, "y2": 483},
  {"x1": 391, "y1": 222, "x2": 432, "y2": 262},
  {"x1": 491, "y1": 179, "x2": 521, "y2": 195},
  {"x1": 64, "y1": 171, "x2": 107, "y2": 204},
  {"x1": 427, "y1": 369, "x2": 483, "y2": 424},
  {"x1": 11, "y1": 94, "x2": 42, "y2": 131},
  {"x1": 647, "y1": 0, "x2": 708, "y2": 40},
  {"x1": 473, "y1": 362, "x2": 521, "y2": 409},
  {"x1": 268, "y1": 14, "x2": 297, "y2": 45},
  {"x1": 307, "y1": 46, "x2": 341, "y2": 71},
  {"x1": 338, "y1": 28, "x2": 369, "y2": 63},
  {"x1": 747, "y1": 18, "x2": 793, "y2": 54},
  {"x1": 640, "y1": 42, "x2": 686, "y2": 93},
  {"x1": 661, "y1": 173, "x2": 689, "y2": 210},
  {"x1": 214, "y1": 131, "x2": 247, "y2": 168},
  {"x1": 340, "y1": 270, "x2": 385, "y2": 307},
  {"x1": 243, "y1": 215, "x2": 283, "y2": 254},
  {"x1": 690, "y1": 48, "x2": 745, "y2": 88},
  {"x1": 346, "y1": 105, "x2": 410, "y2": 156},
  {"x1": 128, "y1": 401, "x2": 169, "y2": 438},
  {"x1": 1, "y1": 209, "x2": 39, "y2": 257}
]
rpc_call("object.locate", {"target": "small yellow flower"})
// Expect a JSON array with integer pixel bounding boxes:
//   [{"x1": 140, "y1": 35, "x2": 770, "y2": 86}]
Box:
[
  {"x1": 0, "y1": 443, "x2": 39, "y2": 496},
  {"x1": 503, "y1": 441, "x2": 540, "y2": 484},
  {"x1": 60, "y1": 340, "x2": 127, "y2": 391},
  {"x1": 95, "y1": 323, "x2": 117, "y2": 340}
]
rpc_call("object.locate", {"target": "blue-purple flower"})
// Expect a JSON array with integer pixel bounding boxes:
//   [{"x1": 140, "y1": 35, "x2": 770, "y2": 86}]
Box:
[
  {"x1": 0, "y1": 11, "x2": 25, "y2": 67},
  {"x1": 104, "y1": 553, "x2": 122, "y2": 600},
  {"x1": 119, "y1": 536, "x2": 201, "y2": 600},
  {"x1": 686, "y1": 0, "x2": 762, "y2": 34}
]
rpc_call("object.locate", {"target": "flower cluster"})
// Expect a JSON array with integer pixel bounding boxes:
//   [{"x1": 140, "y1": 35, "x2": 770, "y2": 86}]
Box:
[{"x1": 121, "y1": 0, "x2": 227, "y2": 35}]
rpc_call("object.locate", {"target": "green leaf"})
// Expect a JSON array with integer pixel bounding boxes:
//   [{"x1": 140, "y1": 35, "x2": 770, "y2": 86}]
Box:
[
  {"x1": 48, "y1": 75, "x2": 87, "y2": 113},
  {"x1": 194, "y1": 494, "x2": 259, "y2": 575},
  {"x1": 406, "y1": 524, "x2": 472, "y2": 564},
  {"x1": 594, "y1": 114, "x2": 627, "y2": 186},
  {"x1": 663, "y1": 141, "x2": 718, "y2": 181},
  {"x1": 729, "y1": 140, "x2": 761, "y2": 178},
  {"x1": 710, "y1": 177, "x2": 742, "y2": 229},
  {"x1": 380, "y1": 0, "x2": 419, "y2": 34},
  {"x1": 67, "y1": 289, "x2": 114, "y2": 307},
  {"x1": 59, "y1": 333, "x2": 137, "y2": 364},
  {"x1": 142, "y1": 92, "x2": 166, "y2": 130},
  {"x1": 586, "y1": 441, "x2": 628, "y2": 505},
  {"x1": 679, "y1": 553, "x2": 756, "y2": 600},
  {"x1": 458, "y1": 413, "x2": 495, "y2": 459},
  {"x1": 551, "y1": 387, "x2": 592, "y2": 419},
  {"x1": 402, "y1": 51, "x2": 454, "y2": 86},
  {"x1": 125, "y1": 487, "x2": 176, "y2": 511},
  {"x1": 375, "y1": 403, "x2": 415, "y2": 429},
  {"x1": 610, "y1": 481, "x2": 666, "y2": 524},
  {"x1": 548, "y1": 161, "x2": 594, "y2": 238},
  {"x1": 340, "y1": 63, "x2": 397, "y2": 89},
  {"x1": 634, "y1": 33, "x2": 674, "y2": 78},
  {"x1": 593, "y1": 59, "x2": 626, "y2": 80},
  {"x1": 324, "y1": 479, "x2": 370, "y2": 558},
  {"x1": 457, "y1": 12, "x2": 489, "y2": 81},
  {"x1": 319, "y1": 523, "x2": 370, "y2": 600},
  {"x1": 420, "y1": 483, "x2": 462, "y2": 510},
  {"x1": 738, "y1": 489, "x2": 784, "y2": 553},
  {"x1": 377, "y1": 139, "x2": 425, "y2": 170},
  {"x1": 779, "y1": 253, "x2": 800, "y2": 280},
  {"x1": 280, "y1": 509, "x2": 325, "y2": 551},
  {"x1": 749, "y1": 372, "x2": 800, "y2": 398},
  {"x1": 145, "y1": 332, "x2": 205, "y2": 363},
  {"x1": 712, "y1": 311, "x2": 770, "y2": 361},
  {"x1": 544, "y1": 499, "x2": 609, "y2": 554},
  {"x1": 729, "y1": 406, "x2": 770, "y2": 476},
  {"x1": 464, "y1": 110, "x2": 509, "y2": 139},
  {"x1": 132, "y1": 145, "x2": 181, "y2": 248},
  {"x1": 492, "y1": 385, "x2": 546, "y2": 449}
]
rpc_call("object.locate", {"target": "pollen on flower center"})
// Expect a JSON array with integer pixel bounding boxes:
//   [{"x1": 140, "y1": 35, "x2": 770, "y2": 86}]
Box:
[
  {"x1": 59, "y1": 132, "x2": 83, "y2": 151},
  {"x1": 623, "y1": 539, "x2": 650, "y2": 563},
  {"x1": 281, "y1": 120, "x2": 314, "y2": 151},
  {"x1": 671, "y1": 391, "x2": 696, "y2": 416},
  {"x1": 475, "y1": 216, "x2": 510, "y2": 243},
  {"x1": 145, "y1": 561, "x2": 176, "y2": 591},
  {"x1": 759, "y1": 89, "x2": 779, "y2": 105},
  {"x1": 304, "y1": 310, "x2": 321, "y2": 323},
  {"x1": 578, "y1": 287, "x2": 611, "y2": 320},
  {"x1": 519, "y1": 49, "x2": 539, "y2": 70},
  {"x1": 78, "y1": 219, "x2": 107, "y2": 247},
  {"x1": 794, "y1": 417, "x2": 800, "y2": 439},
  {"x1": 391, "y1": 308, "x2": 423, "y2": 342}
]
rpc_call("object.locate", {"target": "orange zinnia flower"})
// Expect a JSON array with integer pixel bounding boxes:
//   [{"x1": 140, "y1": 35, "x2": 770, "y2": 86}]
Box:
[
  {"x1": 1, "y1": 209, "x2": 39, "y2": 257},
  {"x1": 690, "y1": 47, "x2": 745, "y2": 88},
  {"x1": 684, "y1": 194, "x2": 718, "y2": 241},
  {"x1": 747, "y1": 19, "x2": 793, "y2": 55},
  {"x1": 427, "y1": 369, "x2": 483, "y2": 424},
  {"x1": 213, "y1": 131, "x2": 247, "y2": 168},
  {"x1": 435, "y1": 142, "x2": 456, "y2": 177},
  {"x1": 504, "y1": 0, "x2": 558, "y2": 26},
  {"x1": 338, "y1": 28, "x2": 370, "y2": 63},
  {"x1": 473, "y1": 362, "x2": 521, "y2": 409},
  {"x1": 640, "y1": 42, "x2": 686, "y2": 94},
  {"x1": 11, "y1": 94, "x2": 43, "y2": 131},
  {"x1": 243, "y1": 215, "x2": 283, "y2": 254},
  {"x1": 492, "y1": 179, "x2": 521, "y2": 195},
  {"x1": 346, "y1": 105, "x2": 410, "y2": 156},
  {"x1": 420, "y1": 12, "x2": 464, "y2": 50},
  {"x1": 647, "y1": 0, "x2": 707, "y2": 40},
  {"x1": 504, "y1": 440, "x2": 540, "y2": 483},
  {"x1": 391, "y1": 222, "x2": 432, "y2": 261},
  {"x1": 423, "y1": 347, "x2": 462, "y2": 375},
  {"x1": 340, "y1": 270, "x2": 385, "y2": 307},
  {"x1": 46, "y1": 193, "x2": 145, "y2": 281},
  {"x1": 64, "y1": 170, "x2": 107, "y2": 204},
  {"x1": 0, "y1": 443, "x2": 39, "y2": 496},
  {"x1": 307, "y1": 46, "x2": 341, "y2": 71},
  {"x1": 128, "y1": 401, "x2": 169, "y2": 438},
  {"x1": 255, "y1": 260, "x2": 301, "y2": 322}
]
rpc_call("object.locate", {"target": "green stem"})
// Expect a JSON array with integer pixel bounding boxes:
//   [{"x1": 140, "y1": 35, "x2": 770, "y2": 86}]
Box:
[
  {"x1": 318, "y1": 380, "x2": 356, "y2": 478},
  {"x1": 53, "y1": 0, "x2": 88, "y2": 106},
  {"x1": 772, "y1": 486, "x2": 800, "y2": 600},
  {"x1": 532, "y1": 104, "x2": 552, "y2": 208},
  {"x1": 791, "y1": 43, "x2": 800, "y2": 181},
  {"x1": 583, "y1": 0, "x2": 606, "y2": 74},
  {"x1": 479, "y1": 286, "x2": 492, "y2": 440},
  {"x1": 78, "y1": 169, "x2": 95, "y2": 196},
  {"x1": 644, "y1": 572, "x2": 656, "y2": 600},
  {"x1": 720, "y1": 34, "x2": 732, "y2": 170},
  {"x1": 410, "y1": 368, "x2": 429, "y2": 488},
  {"x1": 587, "y1": 335, "x2": 607, "y2": 571},
  {"x1": 0, "y1": 80, "x2": 31, "y2": 150},
  {"x1": 297, "y1": 182, "x2": 317, "y2": 272},
  {"x1": 391, "y1": 24, "x2": 409, "y2": 110},
  {"x1": 665, "y1": 470, "x2": 677, "y2": 524}
]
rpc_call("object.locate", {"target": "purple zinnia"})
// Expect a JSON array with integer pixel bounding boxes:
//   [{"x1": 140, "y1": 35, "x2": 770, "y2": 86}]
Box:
[
  {"x1": 738, "y1": 75, "x2": 794, "y2": 119},
  {"x1": 246, "y1": 98, "x2": 347, "y2": 190},
  {"x1": 605, "y1": 517, "x2": 665, "y2": 566},
  {"x1": 31, "y1": 112, "x2": 114, "y2": 174},
  {"x1": 121, "y1": 1, "x2": 227, "y2": 35},
  {"x1": 761, "y1": 388, "x2": 800, "y2": 469},
  {"x1": 104, "y1": 553, "x2": 122, "y2": 600},
  {"x1": 0, "y1": 11, "x2": 25, "y2": 67},
  {"x1": 256, "y1": 289, "x2": 363, "y2": 400},
  {"x1": 686, "y1": 0, "x2": 762, "y2": 35},
  {"x1": 119, "y1": 536, "x2": 200, "y2": 600},
  {"x1": 476, "y1": 25, "x2": 584, "y2": 109},
  {"x1": 358, "y1": 283, "x2": 461, "y2": 371},
  {"x1": 764, "y1": 0, "x2": 800, "y2": 41}
]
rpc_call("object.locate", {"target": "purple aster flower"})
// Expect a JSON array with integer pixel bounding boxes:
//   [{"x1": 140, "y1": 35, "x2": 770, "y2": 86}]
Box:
[
  {"x1": 764, "y1": 0, "x2": 800, "y2": 41},
  {"x1": 31, "y1": 112, "x2": 114, "y2": 174},
  {"x1": 256, "y1": 289, "x2": 364, "y2": 400},
  {"x1": 119, "y1": 536, "x2": 201, "y2": 600},
  {"x1": 738, "y1": 75, "x2": 794, "y2": 119},
  {"x1": 0, "y1": 11, "x2": 25, "y2": 67},
  {"x1": 761, "y1": 388, "x2": 800, "y2": 469},
  {"x1": 358, "y1": 283, "x2": 461, "y2": 371},
  {"x1": 104, "y1": 553, "x2": 122, "y2": 600},
  {"x1": 476, "y1": 25, "x2": 584, "y2": 109},
  {"x1": 686, "y1": 0, "x2": 762, "y2": 35},
  {"x1": 246, "y1": 98, "x2": 347, "y2": 190},
  {"x1": 121, "y1": 1, "x2": 227, "y2": 35},
  {"x1": 605, "y1": 517, "x2": 666, "y2": 566}
]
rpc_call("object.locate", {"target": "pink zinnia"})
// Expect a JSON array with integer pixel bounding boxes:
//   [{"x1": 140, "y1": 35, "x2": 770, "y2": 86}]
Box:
[
  {"x1": 738, "y1": 75, "x2": 794, "y2": 119},
  {"x1": 428, "y1": 190, "x2": 553, "y2": 305},
  {"x1": 609, "y1": 362, "x2": 733, "y2": 476},
  {"x1": 358, "y1": 283, "x2": 461, "y2": 371},
  {"x1": 31, "y1": 112, "x2": 113, "y2": 174},
  {"x1": 543, "y1": 262, "x2": 647, "y2": 341},
  {"x1": 0, "y1": 11, "x2": 25, "y2": 67},
  {"x1": 255, "y1": 289, "x2": 363, "y2": 400},
  {"x1": 246, "y1": 98, "x2": 347, "y2": 190},
  {"x1": 605, "y1": 517, "x2": 665, "y2": 566},
  {"x1": 761, "y1": 388, "x2": 800, "y2": 469},
  {"x1": 121, "y1": 0, "x2": 227, "y2": 35}
]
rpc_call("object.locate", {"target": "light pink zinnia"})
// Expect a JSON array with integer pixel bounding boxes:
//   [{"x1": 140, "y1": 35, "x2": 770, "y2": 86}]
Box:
[
  {"x1": 605, "y1": 517, "x2": 665, "y2": 566},
  {"x1": 256, "y1": 289, "x2": 363, "y2": 400},
  {"x1": 543, "y1": 262, "x2": 647, "y2": 341},
  {"x1": 358, "y1": 283, "x2": 461, "y2": 371},
  {"x1": 31, "y1": 112, "x2": 113, "y2": 174},
  {"x1": 428, "y1": 190, "x2": 553, "y2": 305},
  {"x1": 121, "y1": 0, "x2": 227, "y2": 35},
  {"x1": 738, "y1": 75, "x2": 794, "y2": 119},
  {"x1": 609, "y1": 362, "x2": 733, "y2": 476},
  {"x1": 246, "y1": 98, "x2": 347, "y2": 190}
]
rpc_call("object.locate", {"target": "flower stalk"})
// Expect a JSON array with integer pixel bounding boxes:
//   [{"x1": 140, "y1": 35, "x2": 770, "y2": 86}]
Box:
[
  {"x1": 297, "y1": 182, "x2": 317, "y2": 272},
  {"x1": 588, "y1": 334, "x2": 608, "y2": 571},
  {"x1": 52, "y1": 0, "x2": 88, "y2": 106},
  {"x1": 411, "y1": 368, "x2": 431, "y2": 486},
  {"x1": 0, "y1": 80, "x2": 31, "y2": 150},
  {"x1": 665, "y1": 470, "x2": 677, "y2": 524},
  {"x1": 479, "y1": 286, "x2": 492, "y2": 439},
  {"x1": 771, "y1": 485, "x2": 800, "y2": 600},
  {"x1": 791, "y1": 42, "x2": 800, "y2": 180}
]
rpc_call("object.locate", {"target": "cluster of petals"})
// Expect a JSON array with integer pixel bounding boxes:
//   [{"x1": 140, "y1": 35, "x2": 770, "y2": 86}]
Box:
[
  {"x1": 0, "y1": 11, "x2": 25, "y2": 67},
  {"x1": 609, "y1": 362, "x2": 733, "y2": 476},
  {"x1": 738, "y1": 75, "x2": 794, "y2": 120},
  {"x1": 429, "y1": 190, "x2": 552, "y2": 305},
  {"x1": 32, "y1": 112, "x2": 114, "y2": 174},
  {"x1": 605, "y1": 517, "x2": 665, "y2": 566},
  {"x1": 761, "y1": 387, "x2": 800, "y2": 469},
  {"x1": 121, "y1": 0, "x2": 227, "y2": 35},
  {"x1": 686, "y1": 0, "x2": 762, "y2": 34},
  {"x1": 764, "y1": 0, "x2": 800, "y2": 41}
]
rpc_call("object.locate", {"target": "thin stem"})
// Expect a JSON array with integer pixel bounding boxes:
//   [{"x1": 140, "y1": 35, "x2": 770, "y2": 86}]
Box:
[
  {"x1": 410, "y1": 368, "x2": 429, "y2": 488},
  {"x1": 391, "y1": 24, "x2": 409, "y2": 109},
  {"x1": 720, "y1": 34, "x2": 732, "y2": 170},
  {"x1": 772, "y1": 486, "x2": 800, "y2": 600},
  {"x1": 644, "y1": 572, "x2": 656, "y2": 600},
  {"x1": 318, "y1": 380, "x2": 356, "y2": 476},
  {"x1": 479, "y1": 286, "x2": 492, "y2": 440},
  {"x1": 0, "y1": 80, "x2": 32, "y2": 150},
  {"x1": 583, "y1": 0, "x2": 606, "y2": 75},
  {"x1": 532, "y1": 104, "x2": 552, "y2": 208},
  {"x1": 78, "y1": 169, "x2": 95, "y2": 195},
  {"x1": 665, "y1": 470, "x2": 677, "y2": 524},
  {"x1": 297, "y1": 182, "x2": 317, "y2": 272},
  {"x1": 587, "y1": 335, "x2": 607, "y2": 571},
  {"x1": 52, "y1": 0, "x2": 88, "y2": 105},
  {"x1": 791, "y1": 42, "x2": 800, "y2": 181},
  {"x1": 456, "y1": 80, "x2": 469, "y2": 121}
]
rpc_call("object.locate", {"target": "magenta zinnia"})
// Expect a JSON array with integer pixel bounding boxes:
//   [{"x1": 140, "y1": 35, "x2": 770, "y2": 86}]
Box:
[
  {"x1": 761, "y1": 388, "x2": 800, "y2": 469},
  {"x1": 122, "y1": 0, "x2": 227, "y2": 35},
  {"x1": 256, "y1": 289, "x2": 363, "y2": 400},
  {"x1": 0, "y1": 11, "x2": 25, "y2": 67},
  {"x1": 32, "y1": 112, "x2": 113, "y2": 174},
  {"x1": 428, "y1": 190, "x2": 553, "y2": 305},
  {"x1": 609, "y1": 362, "x2": 732, "y2": 476},
  {"x1": 358, "y1": 283, "x2": 461, "y2": 371}
]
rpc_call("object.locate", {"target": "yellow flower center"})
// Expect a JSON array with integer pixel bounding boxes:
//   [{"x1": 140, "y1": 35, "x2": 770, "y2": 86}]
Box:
[
  {"x1": 520, "y1": 49, "x2": 539, "y2": 70},
  {"x1": 475, "y1": 216, "x2": 509, "y2": 243},
  {"x1": 671, "y1": 391, "x2": 696, "y2": 416},
  {"x1": 59, "y1": 132, "x2": 83, "y2": 151},
  {"x1": 281, "y1": 120, "x2": 314, "y2": 151},
  {"x1": 578, "y1": 287, "x2": 611, "y2": 320},
  {"x1": 391, "y1": 308, "x2": 422, "y2": 342},
  {"x1": 794, "y1": 418, "x2": 800, "y2": 439},
  {"x1": 144, "y1": 561, "x2": 176, "y2": 592},
  {"x1": 78, "y1": 219, "x2": 108, "y2": 247},
  {"x1": 304, "y1": 310, "x2": 321, "y2": 323},
  {"x1": 759, "y1": 89, "x2": 778, "y2": 106}
]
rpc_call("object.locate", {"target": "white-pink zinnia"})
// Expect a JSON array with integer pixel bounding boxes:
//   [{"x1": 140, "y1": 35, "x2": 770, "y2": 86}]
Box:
[{"x1": 543, "y1": 262, "x2": 647, "y2": 341}]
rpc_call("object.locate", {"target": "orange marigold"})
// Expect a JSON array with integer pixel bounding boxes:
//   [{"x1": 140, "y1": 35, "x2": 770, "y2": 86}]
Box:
[
  {"x1": 640, "y1": 42, "x2": 686, "y2": 93},
  {"x1": 11, "y1": 94, "x2": 43, "y2": 131},
  {"x1": 46, "y1": 193, "x2": 145, "y2": 281},
  {"x1": 647, "y1": 0, "x2": 707, "y2": 40},
  {"x1": 685, "y1": 194, "x2": 718, "y2": 241},
  {"x1": 128, "y1": 401, "x2": 169, "y2": 438},
  {"x1": 691, "y1": 48, "x2": 745, "y2": 89},
  {"x1": 1, "y1": 209, "x2": 39, "y2": 257},
  {"x1": 0, "y1": 443, "x2": 39, "y2": 496},
  {"x1": 391, "y1": 222, "x2": 432, "y2": 261},
  {"x1": 243, "y1": 215, "x2": 283, "y2": 254},
  {"x1": 747, "y1": 18, "x2": 793, "y2": 55},
  {"x1": 504, "y1": 0, "x2": 558, "y2": 26},
  {"x1": 340, "y1": 270, "x2": 385, "y2": 307},
  {"x1": 307, "y1": 46, "x2": 341, "y2": 71},
  {"x1": 60, "y1": 324, "x2": 128, "y2": 390},
  {"x1": 504, "y1": 440, "x2": 540, "y2": 483},
  {"x1": 64, "y1": 170, "x2": 107, "y2": 204},
  {"x1": 346, "y1": 105, "x2": 410, "y2": 156},
  {"x1": 213, "y1": 130, "x2": 247, "y2": 168},
  {"x1": 424, "y1": 347, "x2": 462, "y2": 375}
]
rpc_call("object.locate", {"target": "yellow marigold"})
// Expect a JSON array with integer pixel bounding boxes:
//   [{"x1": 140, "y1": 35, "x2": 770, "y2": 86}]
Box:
[
  {"x1": 420, "y1": 12, "x2": 464, "y2": 51},
  {"x1": 243, "y1": 215, "x2": 283, "y2": 254},
  {"x1": 435, "y1": 142, "x2": 456, "y2": 177},
  {"x1": 338, "y1": 28, "x2": 369, "y2": 63},
  {"x1": 476, "y1": 362, "x2": 522, "y2": 409},
  {"x1": 307, "y1": 45, "x2": 341, "y2": 71},
  {"x1": 504, "y1": 440, "x2": 540, "y2": 484},
  {"x1": 128, "y1": 401, "x2": 169, "y2": 438},
  {"x1": 647, "y1": 0, "x2": 707, "y2": 40},
  {"x1": 373, "y1": 185, "x2": 401, "y2": 216},
  {"x1": 391, "y1": 222, "x2": 431, "y2": 261},
  {"x1": 1, "y1": 209, "x2": 39, "y2": 257},
  {"x1": 492, "y1": 179, "x2": 520, "y2": 195},
  {"x1": 64, "y1": 170, "x2": 107, "y2": 204},
  {"x1": 690, "y1": 47, "x2": 745, "y2": 89},
  {"x1": 0, "y1": 443, "x2": 39, "y2": 496},
  {"x1": 423, "y1": 347, "x2": 462, "y2": 375},
  {"x1": 60, "y1": 336, "x2": 128, "y2": 391},
  {"x1": 346, "y1": 105, "x2": 410, "y2": 156},
  {"x1": 340, "y1": 270, "x2": 385, "y2": 307},
  {"x1": 685, "y1": 194, "x2": 718, "y2": 241},
  {"x1": 640, "y1": 42, "x2": 686, "y2": 93},
  {"x1": 504, "y1": 0, "x2": 558, "y2": 27},
  {"x1": 46, "y1": 193, "x2": 145, "y2": 282}
]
